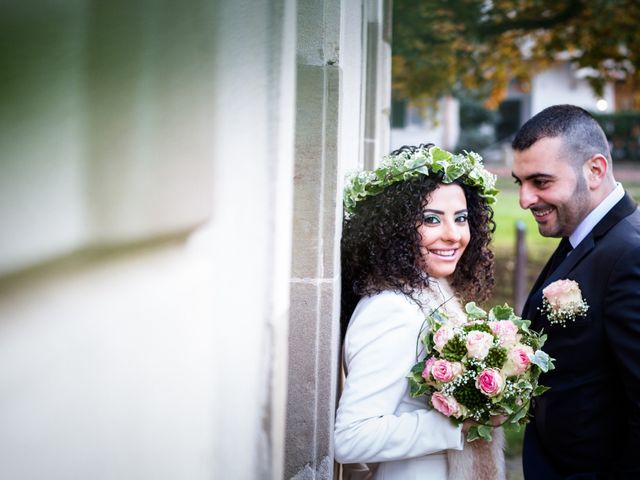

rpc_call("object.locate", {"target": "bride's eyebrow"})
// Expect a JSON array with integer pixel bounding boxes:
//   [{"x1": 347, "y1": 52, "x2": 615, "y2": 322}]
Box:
[{"x1": 422, "y1": 209, "x2": 468, "y2": 214}]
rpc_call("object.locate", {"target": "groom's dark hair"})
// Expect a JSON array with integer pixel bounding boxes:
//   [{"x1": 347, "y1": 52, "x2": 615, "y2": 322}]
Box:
[{"x1": 512, "y1": 104, "x2": 612, "y2": 165}]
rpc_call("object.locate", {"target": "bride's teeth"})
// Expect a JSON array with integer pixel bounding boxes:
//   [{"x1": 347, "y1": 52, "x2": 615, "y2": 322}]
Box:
[{"x1": 431, "y1": 249, "x2": 455, "y2": 256}]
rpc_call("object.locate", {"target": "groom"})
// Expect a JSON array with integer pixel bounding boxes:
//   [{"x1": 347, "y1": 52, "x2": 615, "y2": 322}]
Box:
[{"x1": 511, "y1": 104, "x2": 640, "y2": 479}]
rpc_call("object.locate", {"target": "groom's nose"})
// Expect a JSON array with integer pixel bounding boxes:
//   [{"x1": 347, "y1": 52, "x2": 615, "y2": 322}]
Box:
[{"x1": 519, "y1": 184, "x2": 537, "y2": 210}]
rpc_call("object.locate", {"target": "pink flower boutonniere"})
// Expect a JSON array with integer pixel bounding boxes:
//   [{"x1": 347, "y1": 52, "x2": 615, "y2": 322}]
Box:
[{"x1": 541, "y1": 279, "x2": 589, "y2": 327}]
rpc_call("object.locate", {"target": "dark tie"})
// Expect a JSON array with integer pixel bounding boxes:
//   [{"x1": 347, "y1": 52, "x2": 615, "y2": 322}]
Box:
[{"x1": 545, "y1": 237, "x2": 572, "y2": 278}]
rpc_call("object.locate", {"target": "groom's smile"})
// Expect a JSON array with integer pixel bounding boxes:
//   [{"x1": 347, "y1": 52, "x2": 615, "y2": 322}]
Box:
[{"x1": 531, "y1": 206, "x2": 555, "y2": 221}]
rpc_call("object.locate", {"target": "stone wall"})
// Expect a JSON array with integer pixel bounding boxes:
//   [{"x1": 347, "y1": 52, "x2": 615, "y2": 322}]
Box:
[
  {"x1": 0, "y1": 1, "x2": 295, "y2": 479},
  {"x1": 285, "y1": 1, "x2": 391, "y2": 478}
]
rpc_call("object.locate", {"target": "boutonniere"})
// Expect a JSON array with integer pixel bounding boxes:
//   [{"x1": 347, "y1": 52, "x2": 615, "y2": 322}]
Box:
[{"x1": 540, "y1": 279, "x2": 589, "y2": 327}]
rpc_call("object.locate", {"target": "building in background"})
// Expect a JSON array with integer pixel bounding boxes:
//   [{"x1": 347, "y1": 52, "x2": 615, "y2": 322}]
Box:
[
  {"x1": 390, "y1": 96, "x2": 460, "y2": 151},
  {"x1": 390, "y1": 61, "x2": 616, "y2": 163},
  {"x1": 0, "y1": 1, "x2": 391, "y2": 479}
]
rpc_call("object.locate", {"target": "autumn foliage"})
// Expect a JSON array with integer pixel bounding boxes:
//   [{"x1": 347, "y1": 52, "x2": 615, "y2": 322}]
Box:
[{"x1": 393, "y1": 0, "x2": 640, "y2": 108}]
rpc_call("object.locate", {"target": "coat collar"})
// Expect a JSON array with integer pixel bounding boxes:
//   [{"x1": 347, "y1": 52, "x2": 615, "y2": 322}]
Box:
[
  {"x1": 591, "y1": 192, "x2": 637, "y2": 240},
  {"x1": 549, "y1": 193, "x2": 638, "y2": 283}
]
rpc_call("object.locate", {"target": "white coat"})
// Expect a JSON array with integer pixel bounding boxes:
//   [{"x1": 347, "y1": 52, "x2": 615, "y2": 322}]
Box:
[
  {"x1": 334, "y1": 280, "x2": 505, "y2": 480},
  {"x1": 334, "y1": 279, "x2": 505, "y2": 480}
]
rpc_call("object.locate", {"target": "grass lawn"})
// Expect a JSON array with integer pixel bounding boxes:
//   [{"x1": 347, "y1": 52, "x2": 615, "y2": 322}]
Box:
[
  {"x1": 491, "y1": 177, "x2": 558, "y2": 252},
  {"x1": 486, "y1": 177, "x2": 558, "y2": 310}
]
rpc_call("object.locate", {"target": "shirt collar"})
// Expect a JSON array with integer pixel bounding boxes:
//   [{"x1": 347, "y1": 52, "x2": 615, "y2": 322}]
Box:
[{"x1": 569, "y1": 182, "x2": 624, "y2": 248}]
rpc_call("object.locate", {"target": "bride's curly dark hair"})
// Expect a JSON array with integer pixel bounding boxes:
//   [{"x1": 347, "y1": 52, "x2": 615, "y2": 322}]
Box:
[{"x1": 341, "y1": 144, "x2": 495, "y2": 337}]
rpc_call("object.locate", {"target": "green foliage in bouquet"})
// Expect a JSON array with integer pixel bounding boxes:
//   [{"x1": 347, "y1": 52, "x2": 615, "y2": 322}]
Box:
[{"x1": 407, "y1": 302, "x2": 555, "y2": 442}]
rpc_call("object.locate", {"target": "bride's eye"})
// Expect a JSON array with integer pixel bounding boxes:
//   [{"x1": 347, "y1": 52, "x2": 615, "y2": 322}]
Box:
[
  {"x1": 455, "y1": 213, "x2": 468, "y2": 223},
  {"x1": 422, "y1": 213, "x2": 440, "y2": 224}
]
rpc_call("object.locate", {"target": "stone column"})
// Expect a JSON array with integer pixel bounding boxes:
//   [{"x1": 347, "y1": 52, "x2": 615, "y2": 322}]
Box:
[
  {"x1": 285, "y1": 0, "x2": 392, "y2": 478},
  {"x1": 286, "y1": 0, "x2": 342, "y2": 477}
]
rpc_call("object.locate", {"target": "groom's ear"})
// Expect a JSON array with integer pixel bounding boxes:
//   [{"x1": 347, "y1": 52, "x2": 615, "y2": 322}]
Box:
[{"x1": 583, "y1": 154, "x2": 608, "y2": 190}]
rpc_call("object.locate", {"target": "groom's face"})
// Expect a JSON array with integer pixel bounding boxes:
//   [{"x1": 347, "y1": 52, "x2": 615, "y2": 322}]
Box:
[{"x1": 512, "y1": 136, "x2": 591, "y2": 238}]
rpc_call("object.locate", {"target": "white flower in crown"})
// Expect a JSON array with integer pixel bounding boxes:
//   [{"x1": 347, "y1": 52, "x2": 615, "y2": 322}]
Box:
[{"x1": 540, "y1": 279, "x2": 589, "y2": 327}]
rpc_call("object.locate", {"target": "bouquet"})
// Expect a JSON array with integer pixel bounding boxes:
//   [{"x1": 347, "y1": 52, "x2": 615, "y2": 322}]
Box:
[{"x1": 407, "y1": 302, "x2": 554, "y2": 441}]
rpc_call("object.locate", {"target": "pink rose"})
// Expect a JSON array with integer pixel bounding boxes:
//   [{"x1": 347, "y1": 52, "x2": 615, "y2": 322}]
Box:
[
  {"x1": 430, "y1": 359, "x2": 463, "y2": 383},
  {"x1": 431, "y1": 392, "x2": 460, "y2": 417},
  {"x1": 475, "y1": 368, "x2": 504, "y2": 397},
  {"x1": 433, "y1": 326, "x2": 454, "y2": 352},
  {"x1": 503, "y1": 344, "x2": 534, "y2": 376},
  {"x1": 489, "y1": 320, "x2": 519, "y2": 346},
  {"x1": 421, "y1": 356, "x2": 436, "y2": 382},
  {"x1": 542, "y1": 279, "x2": 584, "y2": 310},
  {"x1": 465, "y1": 330, "x2": 494, "y2": 360}
]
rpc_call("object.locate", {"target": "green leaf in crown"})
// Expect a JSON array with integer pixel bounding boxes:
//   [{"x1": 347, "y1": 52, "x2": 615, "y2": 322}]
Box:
[{"x1": 342, "y1": 145, "x2": 498, "y2": 217}]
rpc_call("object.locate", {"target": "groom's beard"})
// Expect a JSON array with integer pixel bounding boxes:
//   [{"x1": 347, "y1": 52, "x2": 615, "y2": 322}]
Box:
[{"x1": 536, "y1": 172, "x2": 591, "y2": 238}]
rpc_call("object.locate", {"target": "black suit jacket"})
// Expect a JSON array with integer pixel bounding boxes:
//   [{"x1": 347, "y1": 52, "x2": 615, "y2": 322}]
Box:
[{"x1": 522, "y1": 193, "x2": 640, "y2": 479}]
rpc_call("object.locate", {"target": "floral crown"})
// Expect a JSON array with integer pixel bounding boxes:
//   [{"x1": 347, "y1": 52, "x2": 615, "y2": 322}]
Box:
[{"x1": 343, "y1": 145, "x2": 498, "y2": 217}]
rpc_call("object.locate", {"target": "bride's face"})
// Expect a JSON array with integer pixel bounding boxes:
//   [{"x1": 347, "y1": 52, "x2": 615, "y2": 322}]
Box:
[{"x1": 417, "y1": 183, "x2": 470, "y2": 279}]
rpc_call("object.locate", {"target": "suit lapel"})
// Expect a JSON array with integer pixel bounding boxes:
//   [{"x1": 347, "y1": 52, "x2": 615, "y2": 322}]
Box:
[
  {"x1": 523, "y1": 238, "x2": 595, "y2": 329},
  {"x1": 544, "y1": 236, "x2": 593, "y2": 284},
  {"x1": 521, "y1": 239, "x2": 567, "y2": 317},
  {"x1": 521, "y1": 238, "x2": 593, "y2": 325},
  {"x1": 521, "y1": 192, "x2": 638, "y2": 324}
]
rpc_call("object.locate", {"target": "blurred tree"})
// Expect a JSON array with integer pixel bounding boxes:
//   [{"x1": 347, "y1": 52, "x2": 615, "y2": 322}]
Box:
[{"x1": 393, "y1": 0, "x2": 640, "y2": 109}]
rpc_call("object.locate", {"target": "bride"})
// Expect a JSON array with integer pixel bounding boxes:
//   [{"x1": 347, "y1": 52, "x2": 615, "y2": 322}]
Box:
[{"x1": 335, "y1": 144, "x2": 505, "y2": 480}]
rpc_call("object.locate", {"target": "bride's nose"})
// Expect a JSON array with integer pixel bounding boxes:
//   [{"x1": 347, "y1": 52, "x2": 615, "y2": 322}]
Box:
[{"x1": 441, "y1": 220, "x2": 462, "y2": 242}]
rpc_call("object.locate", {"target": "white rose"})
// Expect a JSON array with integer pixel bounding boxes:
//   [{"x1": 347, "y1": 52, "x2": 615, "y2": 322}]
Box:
[{"x1": 465, "y1": 330, "x2": 494, "y2": 360}]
